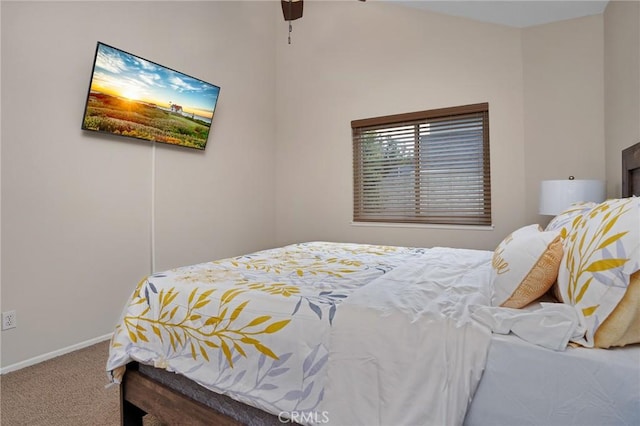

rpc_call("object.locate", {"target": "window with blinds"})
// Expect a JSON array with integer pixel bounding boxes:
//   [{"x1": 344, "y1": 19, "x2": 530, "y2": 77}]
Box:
[{"x1": 352, "y1": 103, "x2": 491, "y2": 226}]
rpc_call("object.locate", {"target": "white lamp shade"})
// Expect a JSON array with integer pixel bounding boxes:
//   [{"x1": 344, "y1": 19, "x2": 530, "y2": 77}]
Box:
[{"x1": 539, "y1": 179, "x2": 606, "y2": 215}]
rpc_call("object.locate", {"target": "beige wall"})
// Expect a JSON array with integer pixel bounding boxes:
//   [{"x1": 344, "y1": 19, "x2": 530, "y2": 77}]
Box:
[
  {"x1": 1, "y1": 1, "x2": 277, "y2": 368},
  {"x1": 275, "y1": 1, "x2": 527, "y2": 250},
  {"x1": 522, "y1": 15, "x2": 605, "y2": 225},
  {"x1": 604, "y1": 0, "x2": 640, "y2": 197}
]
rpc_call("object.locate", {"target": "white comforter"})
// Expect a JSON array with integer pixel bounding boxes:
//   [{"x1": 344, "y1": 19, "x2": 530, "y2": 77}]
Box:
[
  {"x1": 320, "y1": 247, "x2": 493, "y2": 426},
  {"x1": 107, "y1": 243, "x2": 496, "y2": 425}
]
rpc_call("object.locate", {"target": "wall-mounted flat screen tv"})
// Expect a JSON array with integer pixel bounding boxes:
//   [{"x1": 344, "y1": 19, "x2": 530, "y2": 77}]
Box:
[{"x1": 81, "y1": 42, "x2": 220, "y2": 150}]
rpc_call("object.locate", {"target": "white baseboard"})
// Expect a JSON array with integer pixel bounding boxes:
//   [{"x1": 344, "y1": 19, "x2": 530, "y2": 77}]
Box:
[{"x1": 0, "y1": 333, "x2": 113, "y2": 375}]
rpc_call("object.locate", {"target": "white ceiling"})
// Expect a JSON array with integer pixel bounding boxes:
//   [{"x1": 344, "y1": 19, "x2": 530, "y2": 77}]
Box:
[{"x1": 388, "y1": 0, "x2": 610, "y2": 28}]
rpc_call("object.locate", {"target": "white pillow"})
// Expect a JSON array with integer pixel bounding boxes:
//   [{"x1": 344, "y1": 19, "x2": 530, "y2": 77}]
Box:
[
  {"x1": 557, "y1": 197, "x2": 640, "y2": 348},
  {"x1": 491, "y1": 224, "x2": 563, "y2": 308}
]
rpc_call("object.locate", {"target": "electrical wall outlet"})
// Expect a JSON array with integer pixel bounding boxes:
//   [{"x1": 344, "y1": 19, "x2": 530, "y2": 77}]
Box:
[{"x1": 2, "y1": 311, "x2": 17, "y2": 330}]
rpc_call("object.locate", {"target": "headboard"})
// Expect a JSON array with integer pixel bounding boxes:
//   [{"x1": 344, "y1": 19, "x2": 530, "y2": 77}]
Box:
[{"x1": 622, "y1": 142, "x2": 640, "y2": 197}]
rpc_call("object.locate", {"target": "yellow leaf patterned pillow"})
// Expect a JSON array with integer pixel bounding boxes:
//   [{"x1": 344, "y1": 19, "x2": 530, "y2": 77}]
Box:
[
  {"x1": 557, "y1": 197, "x2": 640, "y2": 348},
  {"x1": 545, "y1": 203, "x2": 598, "y2": 302},
  {"x1": 545, "y1": 202, "x2": 597, "y2": 239},
  {"x1": 491, "y1": 224, "x2": 564, "y2": 308}
]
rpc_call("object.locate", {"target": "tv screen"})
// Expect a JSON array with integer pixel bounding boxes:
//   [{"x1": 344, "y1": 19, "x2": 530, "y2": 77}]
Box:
[{"x1": 81, "y1": 42, "x2": 220, "y2": 150}]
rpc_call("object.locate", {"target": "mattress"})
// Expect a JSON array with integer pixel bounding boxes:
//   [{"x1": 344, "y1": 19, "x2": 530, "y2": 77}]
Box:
[{"x1": 466, "y1": 333, "x2": 640, "y2": 426}]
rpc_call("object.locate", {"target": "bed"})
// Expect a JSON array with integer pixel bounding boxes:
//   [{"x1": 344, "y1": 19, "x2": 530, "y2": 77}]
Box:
[{"x1": 108, "y1": 144, "x2": 640, "y2": 426}]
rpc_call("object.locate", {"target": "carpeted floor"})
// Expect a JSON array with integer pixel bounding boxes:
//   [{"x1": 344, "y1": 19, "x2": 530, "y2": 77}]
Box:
[{"x1": 0, "y1": 340, "x2": 162, "y2": 426}]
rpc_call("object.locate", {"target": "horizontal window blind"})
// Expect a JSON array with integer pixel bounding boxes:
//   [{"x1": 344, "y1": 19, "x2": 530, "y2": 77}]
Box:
[{"x1": 352, "y1": 103, "x2": 491, "y2": 226}]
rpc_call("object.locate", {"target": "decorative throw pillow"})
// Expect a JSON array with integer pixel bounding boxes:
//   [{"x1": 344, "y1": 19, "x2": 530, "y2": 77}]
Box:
[
  {"x1": 491, "y1": 224, "x2": 564, "y2": 308},
  {"x1": 557, "y1": 197, "x2": 640, "y2": 348},
  {"x1": 545, "y1": 202, "x2": 596, "y2": 238},
  {"x1": 594, "y1": 271, "x2": 640, "y2": 348}
]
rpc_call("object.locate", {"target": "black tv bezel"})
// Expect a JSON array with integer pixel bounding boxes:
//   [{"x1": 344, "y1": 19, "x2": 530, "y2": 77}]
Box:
[{"x1": 81, "y1": 42, "x2": 221, "y2": 151}]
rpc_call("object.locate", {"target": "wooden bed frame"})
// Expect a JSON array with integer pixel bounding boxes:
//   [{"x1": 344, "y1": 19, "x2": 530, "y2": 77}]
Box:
[
  {"x1": 120, "y1": 365, "x2": 233, "y2": 425},
  {"x1": 120, "y1": 361, "x2": 284, "y2": 425},
  {"x1": 622, "y1": 141, "x2": 640, "y2": 197},
  {"x1": 120, "y1": 142, "x2": 640, "y2": 425}
]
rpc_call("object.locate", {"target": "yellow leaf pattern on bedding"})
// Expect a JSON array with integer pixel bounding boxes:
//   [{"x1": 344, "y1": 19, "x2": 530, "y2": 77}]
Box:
[
  {"x1": 564, "y1": 201, "x2": 631, "y2": 304},
  {"x1": 554, "y1": 198, "x2": 640, "y2": 348},
  {"x1": 122, "y1": 284, "x2": 290, "y2": 365},
  {"x1": 585, "y1": 259, "x2": 627, "y2": 272},
  {"x1": 246, "y1": 283, "x2": 300, "y2": 297},
  {"x1": 264, "y1": 320, "x2": 290, "y2": 334},
  {"x1": 574, "y1": 277, "x2": 592, "y2": 304},
  {"x1": 582, "y1": 305, "x2": 600, "y2": 317},
  {"x1": 107, "y1": 242, "x2": 438, "y2": 412},
  {"x1": 109, "y1": 242, "x2": 428, "y2": 376},
  {"x1": 596, "y1": 232, "x2": 628, "y2": 251}
]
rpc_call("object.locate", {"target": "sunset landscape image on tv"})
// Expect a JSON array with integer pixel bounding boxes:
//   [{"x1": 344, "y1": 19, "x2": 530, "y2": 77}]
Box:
[{"x1": 81, "y1": 42, "x2": 220, "y2": 150}]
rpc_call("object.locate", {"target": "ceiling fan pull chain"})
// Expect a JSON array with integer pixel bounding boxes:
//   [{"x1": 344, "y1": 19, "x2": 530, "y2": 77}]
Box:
[{"x1": 288, "y1": 0, "x2": 293, "y2": 44}]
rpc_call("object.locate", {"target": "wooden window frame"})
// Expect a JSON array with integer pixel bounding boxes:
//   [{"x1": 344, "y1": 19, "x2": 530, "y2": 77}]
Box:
[{"x1": 352, "y1": 103, "x2": 491, "y2": 226}]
